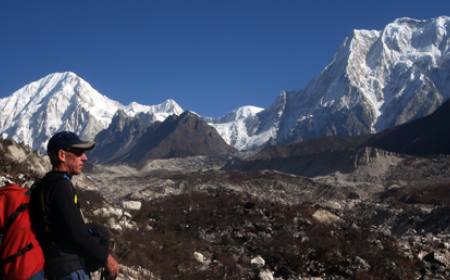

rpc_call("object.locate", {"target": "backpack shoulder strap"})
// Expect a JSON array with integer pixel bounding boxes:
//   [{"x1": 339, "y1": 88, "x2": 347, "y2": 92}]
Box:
[
  {"x1": 0, "y1": 243, "x2": 33, "y2": 264},
  {"x1": 29, "y1": 178, "x2": 52, "y2": 236},
  {"x1": 0, "y1": 202, "x2": 29, "y2": 234}
]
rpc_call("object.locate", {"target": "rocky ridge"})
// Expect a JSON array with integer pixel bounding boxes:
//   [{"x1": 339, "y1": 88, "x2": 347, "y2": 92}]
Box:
[{"x1": 91, "y1": 111, "x2": 236, "y2": 163}]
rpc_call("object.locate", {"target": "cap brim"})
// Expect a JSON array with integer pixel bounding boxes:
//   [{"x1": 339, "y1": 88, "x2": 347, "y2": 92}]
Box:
[{"x1": 71, "y1": 141, "x2": 96, "y2": 151}]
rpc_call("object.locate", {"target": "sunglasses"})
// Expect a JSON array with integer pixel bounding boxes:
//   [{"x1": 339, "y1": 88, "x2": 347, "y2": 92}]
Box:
[{"x1": 63, "y1": 148, "x2": 86, "y2": 157}]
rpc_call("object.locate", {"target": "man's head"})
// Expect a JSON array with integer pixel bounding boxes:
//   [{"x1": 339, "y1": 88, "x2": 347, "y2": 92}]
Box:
[{"x1": 47, "y1": 131, "x2": 95, "y2": 175}]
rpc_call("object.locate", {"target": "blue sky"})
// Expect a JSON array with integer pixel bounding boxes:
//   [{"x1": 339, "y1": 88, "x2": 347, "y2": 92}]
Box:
[{"x1": 1, "y1": 0, "x2": 449, "y2": 117}]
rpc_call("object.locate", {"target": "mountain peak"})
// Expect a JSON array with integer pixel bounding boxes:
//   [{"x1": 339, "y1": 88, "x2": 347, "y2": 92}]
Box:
[
  {"x1": 50, "y1": 71, "x2": 79, "y2": 79},
  {"x1": 123, "y1": 99, "x2": 184, "y2": 120},
  {"x1": 39, "y1": 71, "x2": 87, "y2": 89},
  {"x1": 233, "y1": 106, "x2": 264, "y2": 119},
  {"x1": 392, "y1": 17, "x2": 424, "y2": 25},
  {"x1": 159, "y1": 99, "x2": 184, "y2": 115}
]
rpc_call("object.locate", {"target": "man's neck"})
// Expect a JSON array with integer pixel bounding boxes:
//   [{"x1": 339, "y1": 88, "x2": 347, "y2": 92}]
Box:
[
  {"x1": 51, "y1": 168, "x2": 72, "y2": 180},
  {"x1": 53, "y1": 166, "x2": 70, "y2": 174}
]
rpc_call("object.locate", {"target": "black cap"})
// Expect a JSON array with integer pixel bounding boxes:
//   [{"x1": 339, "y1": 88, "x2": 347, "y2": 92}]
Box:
[{"x1": 47, "y1": 131, "x2": 95, "y2": 155}]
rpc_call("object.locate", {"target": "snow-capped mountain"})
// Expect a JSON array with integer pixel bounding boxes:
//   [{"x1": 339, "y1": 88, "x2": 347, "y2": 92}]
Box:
[
  {"x1": 206, "y1": 106, "x2": 265, "y2": 150},
  {"x1": 277, "y1": 16, "x2": 450, "y2": 142},
  {"x1": 0, "y1": 72, "x2": 183, "y2": 152},
  {"x1": 211, "y1": 16, "x2": 450, "y2": 150}
]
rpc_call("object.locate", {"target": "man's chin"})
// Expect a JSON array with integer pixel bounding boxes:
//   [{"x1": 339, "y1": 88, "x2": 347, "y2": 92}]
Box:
[{"x1": 71, "y1": 169, "x2": 82, "y2": 175}]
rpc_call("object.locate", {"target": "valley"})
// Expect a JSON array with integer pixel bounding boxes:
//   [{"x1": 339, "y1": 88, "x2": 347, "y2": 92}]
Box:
[{"x1": 3, "y1": 139, "x2": 447, "y2": 279}]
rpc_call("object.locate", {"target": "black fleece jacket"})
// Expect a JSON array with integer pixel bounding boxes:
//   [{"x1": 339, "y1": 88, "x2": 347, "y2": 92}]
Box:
[{"x1": 30, "y1": 171, "x2": 108, "y2": 275}]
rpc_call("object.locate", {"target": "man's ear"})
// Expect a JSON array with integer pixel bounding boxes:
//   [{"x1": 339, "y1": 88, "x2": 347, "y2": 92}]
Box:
[{"x1": 58, "y1": 149, "x2": 66, "y2": 163}]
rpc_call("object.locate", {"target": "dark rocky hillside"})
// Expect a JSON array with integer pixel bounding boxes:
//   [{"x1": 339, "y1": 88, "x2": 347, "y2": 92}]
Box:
[
  {"x1": 79, "y1": 168, "x2": 450, "y2": 280},
  {"x1": 92, "y1": 111, "x2": 236, "y2": 164},
  {"x1": 251, "y1": 135, "x2": 370, "y2": 160},
  {"x1": 117, "y1": 191, "x2": 420, "y2": 280},
  {"x1": 91, "y1": 110, "x2": 158, "y2": 163},
  {"x1": 225, "y1": 138, "x2": 389, "y2": 178},
  {"x1": 367, "y1": 99, "x2": 450, "y2": 156}
]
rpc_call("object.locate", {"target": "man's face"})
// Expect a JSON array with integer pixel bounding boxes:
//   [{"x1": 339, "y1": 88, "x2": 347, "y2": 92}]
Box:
[{"x1": 60, "y1": 148, "x2": 88, "y2": 175}]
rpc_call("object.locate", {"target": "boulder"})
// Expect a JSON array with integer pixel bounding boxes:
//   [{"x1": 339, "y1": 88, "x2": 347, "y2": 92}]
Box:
[
  {"x1": 122, "y1": 200, "x2": 142, "y2": 211},
  {"x1": 312, "y1": 209, "x2": 341, "y2": 224},
  {"x1": 251, "y1": 255, "x2": 266, "y2": 266},
  {"x1": 259, "y1": 269, "x2": 274, "y2": 280},
  {"x1": 193, "y1": 251, "x2": 205, "y2": 264}
]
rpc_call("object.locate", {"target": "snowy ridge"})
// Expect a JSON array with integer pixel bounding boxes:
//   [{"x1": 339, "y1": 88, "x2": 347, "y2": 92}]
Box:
[
  {"x1": 0, "y1": 72, "x2": 183, "y2": 152},
  {"x1": 212, "y1": 106, "x2": 264, "y2": 123},
  {"x1": 207, "y1": 106, "x2": 264, "y2": 150},
  {"x1": 123, "y1": 99, "x2": 183, "y2": 121}
]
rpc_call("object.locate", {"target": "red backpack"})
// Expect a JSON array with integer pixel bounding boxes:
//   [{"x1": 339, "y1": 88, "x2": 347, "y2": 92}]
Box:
[{"x1": 0, "y1": 183, "x2": 44, "y2": 280}]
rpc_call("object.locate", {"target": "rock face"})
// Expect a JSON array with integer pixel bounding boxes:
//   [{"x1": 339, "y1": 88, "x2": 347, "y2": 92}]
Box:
[
  {"x1": 0, "y1": 72, "x2": 183, "y2": 152},
  {"x1": 210, "y1": 16, "x2": 450, "y2": 150},
  {"x1": 92, "y1": 111, "x2": 236, "y2": 163},
  {"x1": 367, "y1": 98, "x2": 450, "y2": 156},
  {"x1": 0, "y1": 138, "x2": 50, "y2": 178},
  {"x1": 90, "y1": 111, "x2": 158, "y2": 163}
]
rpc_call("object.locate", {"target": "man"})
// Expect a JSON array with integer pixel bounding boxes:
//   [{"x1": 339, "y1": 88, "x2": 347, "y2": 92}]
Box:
[{"x1": 30, "y1": 131, "x2": 119, "y2": 279}]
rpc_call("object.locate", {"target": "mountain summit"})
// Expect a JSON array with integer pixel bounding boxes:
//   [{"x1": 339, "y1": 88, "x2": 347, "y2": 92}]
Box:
[
  {"x1": 280, "y1": 16, "x2": 450, "y2": 143},
  {"x1": 0, "y1": 72, "x2": 183, "y2": 152}
]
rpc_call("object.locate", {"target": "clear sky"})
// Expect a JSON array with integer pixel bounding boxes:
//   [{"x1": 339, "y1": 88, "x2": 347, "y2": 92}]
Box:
[{"x1": 1, "y1": 0, "x2": 449, "y2": 117}]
